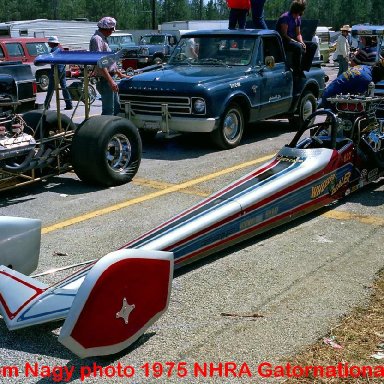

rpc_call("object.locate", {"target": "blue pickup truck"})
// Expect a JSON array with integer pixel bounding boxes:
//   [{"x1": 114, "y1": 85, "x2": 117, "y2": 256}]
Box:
[
  {"x1": 136, "y1": 33, "x2": 178, "y2": 67},
  {"x1": 119, "y1": 29, "x2": 326, "y2": 149}
]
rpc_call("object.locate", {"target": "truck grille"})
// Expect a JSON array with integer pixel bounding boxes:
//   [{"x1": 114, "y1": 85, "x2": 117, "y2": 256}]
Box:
[{"x1": 119, "y1": 94, "x2": 192, "y2": 115}]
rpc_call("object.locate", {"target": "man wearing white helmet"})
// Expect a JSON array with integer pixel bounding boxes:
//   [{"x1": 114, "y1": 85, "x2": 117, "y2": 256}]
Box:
[
  {"x1": 89, "y1": 16, "x2": 128, "y2": 115},
  {"x1": 44, "y1": 36, "x2": 73, "y2": 110}
]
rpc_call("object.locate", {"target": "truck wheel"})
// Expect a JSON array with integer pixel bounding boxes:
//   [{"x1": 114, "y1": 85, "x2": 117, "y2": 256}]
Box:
[
  {"x1": 289, "y1": 91, "x2": 317, "y2": 128},
  {"x1": 153, "y1": 56, "x2": 163, "y2": 65},
  {"x1": 22, "y1": 110, "x2": 76, "y2": 139},
  {"x1": 71, "y1": 115, "x2": 142, "y2": 187},
  {"x1": 211, "y1": 103, "x2": 244, "y2": 149},
  {"x1": 36, "y1": 71, "x2": 50, "y2": 92}
]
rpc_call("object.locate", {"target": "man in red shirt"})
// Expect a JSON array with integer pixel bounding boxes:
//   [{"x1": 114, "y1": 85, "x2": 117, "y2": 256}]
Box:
[{"x1": 227, "y1": 0, "x2": 251, "y2": 30}]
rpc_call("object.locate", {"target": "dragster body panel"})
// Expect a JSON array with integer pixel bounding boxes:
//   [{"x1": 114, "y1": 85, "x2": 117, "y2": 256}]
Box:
[{"x1": 122, "y1": 146, "x2": 354, "y2": 268}]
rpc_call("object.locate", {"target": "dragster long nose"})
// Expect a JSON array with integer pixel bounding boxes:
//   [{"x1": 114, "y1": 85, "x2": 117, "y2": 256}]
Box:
[{"x1": 58, "y1": 249, "x2": 174, "y2": 358}]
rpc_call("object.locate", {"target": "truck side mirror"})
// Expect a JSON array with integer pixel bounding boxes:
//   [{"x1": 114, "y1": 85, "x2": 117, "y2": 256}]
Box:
[{"x1": 265, "y1": 55, "x2": 275, "y2": 68}]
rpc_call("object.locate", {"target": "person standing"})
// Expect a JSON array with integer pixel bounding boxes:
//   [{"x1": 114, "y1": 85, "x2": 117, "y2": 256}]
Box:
[
  {"x1": 334, "y1": 25, "x2": 351, "y2": 76},
  {"x1": 276, "y1": 0, "x2": 317, "y2": 77},
  {"x1": 89, "y1": 16, "x2": 128, "y2": 115},
  {"x1": 251, "y1": 0, "x2": 267, "y2": 29},
  {"x1": 227, "y1": 0, "x2": 251, "y2": 30},
  {"x1": 44, "y1": 36, "x2": 73, "y2": 110}
]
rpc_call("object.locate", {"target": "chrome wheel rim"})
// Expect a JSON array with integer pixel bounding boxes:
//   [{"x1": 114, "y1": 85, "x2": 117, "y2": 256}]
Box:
[
  {"x1": 39, "y1": 74, "x2": 49, "y2": 90},
  {"x1": 106, "y1": 134, "x2": 132, "y2": 173},
  {"x1": 223, "y1": 109, "x2": 241, "y2": 143}
]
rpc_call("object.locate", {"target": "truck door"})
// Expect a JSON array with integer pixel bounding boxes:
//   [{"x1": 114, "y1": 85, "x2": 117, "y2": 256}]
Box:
[{"x1": 258, "y1": 35, "x2": 292, "y2": 118}]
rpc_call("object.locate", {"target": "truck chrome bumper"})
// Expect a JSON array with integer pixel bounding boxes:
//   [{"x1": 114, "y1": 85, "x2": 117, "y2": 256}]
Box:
[
  {"x1": 122, "y1": 102, "x2": 217, "y2": 133},
  {"x1": 132, "y1": 115, "x2": 217, "y2": 133}
]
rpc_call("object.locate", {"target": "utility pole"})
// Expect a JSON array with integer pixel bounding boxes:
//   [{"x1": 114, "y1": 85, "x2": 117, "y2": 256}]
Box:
[
  {"x1": 151, "y1": 0, "x2": 156, "y2": 30},
  {"x1": 52, "y1": 0, "x2": 58, "y2": 19}
]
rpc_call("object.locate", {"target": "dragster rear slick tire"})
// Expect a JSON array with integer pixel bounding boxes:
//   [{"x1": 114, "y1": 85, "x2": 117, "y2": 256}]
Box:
[
  {"x1": 22, "y1": 110, "x2": 76, "y2": 138},
  {"x1": 71, "y1": 115, "x2": 142, "y2": 187}
]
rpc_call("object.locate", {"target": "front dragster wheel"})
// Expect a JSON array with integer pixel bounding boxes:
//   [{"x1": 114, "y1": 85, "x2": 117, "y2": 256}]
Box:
[
  {"x1": 289, "y1": 91, "x2": 317, "y2": 129},
  {"x1": 211, "y1": 102, "x2": 244, "y2": 149},
  {"x1": 71, "y1": 115, "x2": 142, "y2": 187}
]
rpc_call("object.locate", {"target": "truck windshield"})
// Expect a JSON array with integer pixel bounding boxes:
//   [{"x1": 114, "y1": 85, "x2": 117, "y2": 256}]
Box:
[
  {"x1": 140, "y1": 35, "x2": 165, "y2": 45},
  {"x1": 169, "y1": 36, "x2": 255, "y2": 66},
  {"x1": 109, "y1": 35, "x2": 134, "y2": 44}
]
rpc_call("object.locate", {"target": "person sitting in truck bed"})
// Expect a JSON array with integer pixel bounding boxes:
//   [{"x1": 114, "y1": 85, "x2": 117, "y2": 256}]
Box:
[
  {"x1": 276, "y1": 0, "x2": 317, "y2": 77},
  {"x1": 351, "y1": 36, "x2": 378, "y2": 67},
  {"x1": 318, "y1": 59, "x2": 384, "y2": 110}
]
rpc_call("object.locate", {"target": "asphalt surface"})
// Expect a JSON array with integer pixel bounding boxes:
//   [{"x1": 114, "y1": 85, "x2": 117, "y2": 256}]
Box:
[{"x1": 1, "y1": 63, "x2": 384, "y2": 383}]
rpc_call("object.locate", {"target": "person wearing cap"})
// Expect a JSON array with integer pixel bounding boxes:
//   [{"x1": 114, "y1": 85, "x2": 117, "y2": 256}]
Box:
[
  {"x1": 89, "y1": 16, "x2": 129, "y2": 115},
  {"x1": 334, "y1": 25, "x2": 351, "y2": 76},
  {"x1": 44, "y1": 36, "x2": 73, "y2": 110},
  {"x1": 318, "y1": 59, "x2": 384, "y2": 110},
  {"x1": 276, "y1": 0, "x2": 317, "y2": 77}
]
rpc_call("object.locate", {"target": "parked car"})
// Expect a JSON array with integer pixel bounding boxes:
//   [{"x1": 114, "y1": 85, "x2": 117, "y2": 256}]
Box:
[
  {"x1": 0, "y1": 60, "x2": 37, "y2": 113},
  {"x1": 108, "y1": 33, "x2": 136, "y2": 52},
  {"x1": 315, "y1": 26, "x2": 333, "y2": 63},
  {"x1": 119, "y1": 29, "x2": 326, "y2": 149},
  {"x1": 136, "y1": 33, "x2": 178, "y2": 67},
  {"x1": 0, "y1": 37, "x2": 50, "y2": 91}
]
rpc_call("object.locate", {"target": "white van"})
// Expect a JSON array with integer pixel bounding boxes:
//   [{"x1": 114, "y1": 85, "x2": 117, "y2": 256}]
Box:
[{"x1": 315, "y1": 26, "x2": 332, "y2": 63}]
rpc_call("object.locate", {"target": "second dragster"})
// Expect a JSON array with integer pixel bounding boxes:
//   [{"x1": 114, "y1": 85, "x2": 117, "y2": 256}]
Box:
[{"x1": 1, "y1": 94, "x2": 384, "y2": 357}]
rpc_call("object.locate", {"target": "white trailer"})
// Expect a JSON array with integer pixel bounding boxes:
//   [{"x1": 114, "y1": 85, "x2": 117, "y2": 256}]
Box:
[
  {"x1": 160, "y1": 20, "x2": 229, "y2": 33},
  {"x1": 0, "y1": 19, "x2": 99, "y2": 50}
]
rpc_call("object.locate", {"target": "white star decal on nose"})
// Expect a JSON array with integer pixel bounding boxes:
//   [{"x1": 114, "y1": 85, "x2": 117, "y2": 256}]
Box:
[{"x1": 116, "y1": 298, "x2": 135, "y2": 324}]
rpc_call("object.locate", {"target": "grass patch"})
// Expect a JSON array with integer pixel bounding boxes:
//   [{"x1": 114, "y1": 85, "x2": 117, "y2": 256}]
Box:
[{"x1": 284, "y1": 269, "x2": 384, "y2": 383}]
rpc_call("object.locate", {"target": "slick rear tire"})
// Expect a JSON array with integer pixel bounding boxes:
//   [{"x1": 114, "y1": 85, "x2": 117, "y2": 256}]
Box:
[
  {"x1": 22, "y1": 110, "x2": 76, "y2": 139},
  {"x1": 211, "y1": 102, "x2": 244, "y2": 149},
  {"x1": 71, "y1": 115, "x2": 142, "y2": 187}
]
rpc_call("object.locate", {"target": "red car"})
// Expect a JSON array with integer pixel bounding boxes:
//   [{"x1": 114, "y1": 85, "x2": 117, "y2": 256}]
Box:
[{"x1": 0, "y1": 37, "x2": 50, "y2": 91}]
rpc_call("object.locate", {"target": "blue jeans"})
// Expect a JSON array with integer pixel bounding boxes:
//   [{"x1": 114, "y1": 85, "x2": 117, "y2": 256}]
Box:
[
  {"x1": 96, "y1": 78, "x2": 121, "y2": 115},
  {"x1": 337, "y1": 56, "x2": 348, "y2": 77},
  {"x1": 251, "y1": 0, "x2": 267, "y2": 29},
  {"x1": 228, "y1": 9, "x2": 248, "y2": 30},
  {"x1": 44, "y1": 70, "x2": 72, "y2": 109}
]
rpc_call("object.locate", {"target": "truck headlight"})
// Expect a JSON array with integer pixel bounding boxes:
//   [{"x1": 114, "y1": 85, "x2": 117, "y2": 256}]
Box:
[{"x1": 193, "y1": 98, "x2": 206, "y2": 114}]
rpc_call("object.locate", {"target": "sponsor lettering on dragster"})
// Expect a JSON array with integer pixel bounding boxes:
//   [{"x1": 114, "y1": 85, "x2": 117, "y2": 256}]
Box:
[
  {"x1": 276, "y1": 155, "x2": 304, "y2": 163},
  {"x1": 311, "y1": 172, "x2": 352, "y2": 199}
]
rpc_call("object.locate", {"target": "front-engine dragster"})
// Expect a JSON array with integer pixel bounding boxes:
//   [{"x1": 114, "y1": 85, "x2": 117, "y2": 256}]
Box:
[
  {"x1": 0, "y1": 49, "x2": 141, "y2": 192},
  {"x1": 1, "y1": 92, "x2": 384, "y2": 358}
]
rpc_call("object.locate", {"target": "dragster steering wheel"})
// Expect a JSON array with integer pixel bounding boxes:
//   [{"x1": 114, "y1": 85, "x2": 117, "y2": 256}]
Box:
[{"x1": 288, "y1": 109, "x2": 338, "y2": 149}]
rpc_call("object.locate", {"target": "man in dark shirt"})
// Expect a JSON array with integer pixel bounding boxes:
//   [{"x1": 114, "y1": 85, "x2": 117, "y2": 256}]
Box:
[
  {"x1": 319, "y1": 60, "x2": 384, "y2": 110},
  {"x1": 276, "y1": 0, "x2": 317, "y2": 77}
]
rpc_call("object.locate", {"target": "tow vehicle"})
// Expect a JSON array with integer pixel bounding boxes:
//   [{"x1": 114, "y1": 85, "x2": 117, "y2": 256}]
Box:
[
  {"x1": 1, "y1": 90, "x2": 384, "y2": 357},
  {"x1": 0, "y1": 49, "x2": 141, "y2": 192},
  {"x1": 118, "y1": 29, "x2": 326, "y2": 149}
]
